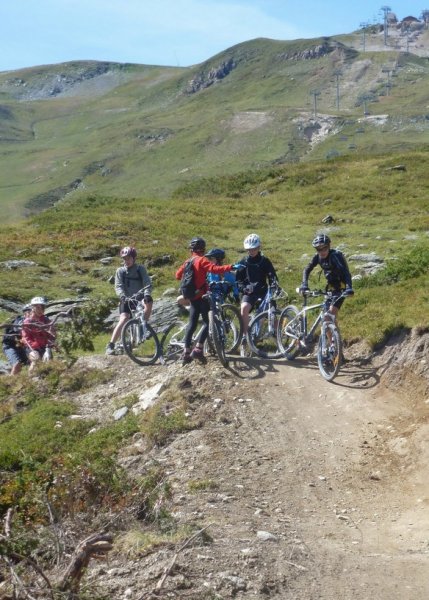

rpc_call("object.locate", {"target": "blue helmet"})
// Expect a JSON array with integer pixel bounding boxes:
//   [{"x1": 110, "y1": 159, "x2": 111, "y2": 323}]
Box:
[{"x1": 205, "y1": 248, "x2": 225, "y2": 260}]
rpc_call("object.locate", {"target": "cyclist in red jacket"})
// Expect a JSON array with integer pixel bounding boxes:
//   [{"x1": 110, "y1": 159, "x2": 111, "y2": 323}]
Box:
[
  {"x1": 175, "y1": 237, "x2": 240, "y2": 364},
  {"x1": 22, "y1": 297, "x2": 56, "y2": 373}
]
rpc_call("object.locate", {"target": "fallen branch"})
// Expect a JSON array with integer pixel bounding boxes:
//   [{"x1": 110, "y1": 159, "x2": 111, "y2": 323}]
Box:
[{"x1": 58, "y1": 532, "x2": 113, "y2": 594}]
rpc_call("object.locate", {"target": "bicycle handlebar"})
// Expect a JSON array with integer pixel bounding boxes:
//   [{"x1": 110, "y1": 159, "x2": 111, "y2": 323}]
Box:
[{"x1": 296, "y1": 287, "x2": 351, "y2": 301}]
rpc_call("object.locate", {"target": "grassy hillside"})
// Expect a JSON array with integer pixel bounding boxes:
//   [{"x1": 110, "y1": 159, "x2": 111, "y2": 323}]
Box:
[
  {"x1": 1, "y1": 34, "x2": 429, "y2": 222},
  {"x1": 0, "y1": 150, "x2": 427, "y2": 348}
]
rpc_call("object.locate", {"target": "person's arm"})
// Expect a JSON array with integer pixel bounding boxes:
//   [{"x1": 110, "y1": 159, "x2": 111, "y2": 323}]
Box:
[
  {"x1": 338, "y1": 253, "x2": 353, "y2": 289},
  {"x1": 301, "y1": 255, "x2": 318, "y2": 288},
  {"x1": 202, "y1": 256, "x2": 233, "y2": 274},
  {"x1": 263, "y1": 257, "x2": 278, "y2": 284},
  {"x1": 114, "y1": 268, "x2": 126, "y2": 298},
  {"x1": 175, "y1": 263, "x2": 185, "y2": 281},
  {"x1": 137, "y1": 265, "x2": 152, "y2": 296}
]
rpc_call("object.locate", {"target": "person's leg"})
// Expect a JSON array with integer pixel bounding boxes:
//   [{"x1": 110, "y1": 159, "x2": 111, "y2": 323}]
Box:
[
  {"x1": 194, "y1": 299, "x2": 209, "y2": 348},
  {"x1": 11, "y1": 362, "x2": 23, "y2": 375},
  {"x1": 184, "y1": 301, "x2": 200, "y2": 352},
  {"x1": 28, "y1": 349, "x2": 42, "y2": 373},
  {"x1": 4, "y1": 347, "x2": 22, "y2": 376},
  {"x1": 109, "y1": 313, "x2": 129, "y2": 344},
  {"x1": 106, "y1": 300, "x2": 133, "y2": 354},
  {"x1": 143, "y1": 299, "x2": 153, "y2": 322},
  {"x1": 240, "y1": 302, "x2": 252, "y2": 336}
]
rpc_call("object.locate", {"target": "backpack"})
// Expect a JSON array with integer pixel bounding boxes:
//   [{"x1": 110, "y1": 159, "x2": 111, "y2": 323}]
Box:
[{"x1": 180, "y1": 258, "x2": 197, "y2": 299}]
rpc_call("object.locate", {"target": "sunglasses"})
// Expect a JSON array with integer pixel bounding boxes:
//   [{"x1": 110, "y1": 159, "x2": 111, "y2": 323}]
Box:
[{"x1": 316, "y1": 245, "x2": 329, "y2": 252}]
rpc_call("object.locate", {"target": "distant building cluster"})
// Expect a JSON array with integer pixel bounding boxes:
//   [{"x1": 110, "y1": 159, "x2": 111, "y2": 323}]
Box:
[{"x1": 385, "y1": 11, "x2": 429, "y2": 32}]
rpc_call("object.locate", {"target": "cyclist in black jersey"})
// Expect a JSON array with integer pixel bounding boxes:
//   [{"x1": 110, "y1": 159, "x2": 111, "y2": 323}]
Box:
[
  {"x1": 299, "y1": 234, "x2": 354, "y2": 323},
  {"x1": 235, "y1": 233, "x2": 278, "y2": 349}
]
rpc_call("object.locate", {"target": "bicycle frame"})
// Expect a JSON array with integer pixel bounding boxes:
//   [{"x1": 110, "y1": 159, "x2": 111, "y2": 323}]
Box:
[
  {"x1": 250, "y1": 285, "x2": 282, "y2": 334},
  {"x1": 284, "y1": 289, "x2": 349, "y2": 346}
]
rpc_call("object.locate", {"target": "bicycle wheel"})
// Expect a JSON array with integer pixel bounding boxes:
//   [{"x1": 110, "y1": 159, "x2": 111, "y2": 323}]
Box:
[
  {"x1": 220, "y1": 303, "x2": 242, "y2": 353},
  {"x1": 317, "y1": 322, "x2": 342, "y2": 381},
  {"x1": 122, "y1": 319, "x2": 161, "y2": 366},
  {"x1": 209, "y1": 310, "x2": 228, "y2": 367},
  {"x1": 248, "y1": 309, "x2": 282, "y2": 359},
  {"x1": 160, "y1": 320, "x2": 186, "y2": 362},
  {"x1": 277, "y1": 305, "x2": 301, "y2": 360}
]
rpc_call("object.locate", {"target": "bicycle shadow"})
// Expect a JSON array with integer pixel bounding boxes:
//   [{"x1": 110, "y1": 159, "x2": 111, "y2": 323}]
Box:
[
  {"x1": 329, "y1": 355, "x2": 394, "y2": 389},
  {"x1": 226, "y1": 355, "x2": 280, "y2": 380},
  {"x1": 276, "y1": 353, "x2": 394, "y2": 390}
]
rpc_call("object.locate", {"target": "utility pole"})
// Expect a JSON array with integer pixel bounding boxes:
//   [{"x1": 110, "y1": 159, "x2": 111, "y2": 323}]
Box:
[
  {"x1": 380, "y1": 6, "x2": 391, "y2": 46},
  {"x1": 360, "y1": 21, "x2": 370, "y2": 52},
  {"x1": 310, "y1": 89, "x2": 321, "y2": 117},
  {"x1": 333, "y1": 69, "x2": 342, "y2": 110},
  {"x1": 382, "y1": 66, "x2": 392, "y2": 96}
]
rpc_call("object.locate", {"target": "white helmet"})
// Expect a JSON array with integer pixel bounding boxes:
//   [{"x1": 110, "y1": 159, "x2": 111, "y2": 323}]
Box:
[
  {"x1": 30, "y1": 296, "x2": 47, "y2": 306},
  {"x1": 243, "y1": 233, "x2": 261, "y2": 250}
]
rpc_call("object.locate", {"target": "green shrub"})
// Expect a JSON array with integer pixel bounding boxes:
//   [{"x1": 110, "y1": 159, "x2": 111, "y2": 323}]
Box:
[{"x1": 357, "y1": 244, "x2": 429, "y2": 287}]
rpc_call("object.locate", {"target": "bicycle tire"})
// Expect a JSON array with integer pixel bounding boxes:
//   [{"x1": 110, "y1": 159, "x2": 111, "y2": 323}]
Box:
[
  {"x1": 160, "y1": 320, "x2": 186, "y2": 362},
  {"x1": 209, "y1": 310, "x2": 228, "y2": 367},
  {"x1": 122, "y1": 319, "x2": 161, "y2": 366},
  {"x1": 317, "y1": 322, "x2": 342, "y2": 381},
  {"x1": 220, "y1": 303, "x2": 243, "y2": 353},
  {"x1": 277, "y1": 305, "x2": 302, "y2": 360},
  {"x1": 248, "y1": 309, "x2": 282, "y2": 359}
]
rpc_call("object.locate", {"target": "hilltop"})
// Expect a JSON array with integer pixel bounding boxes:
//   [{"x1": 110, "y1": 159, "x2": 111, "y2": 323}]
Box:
[{"x1": 1, "y1": 23, "x2": 429, "y2": 222}]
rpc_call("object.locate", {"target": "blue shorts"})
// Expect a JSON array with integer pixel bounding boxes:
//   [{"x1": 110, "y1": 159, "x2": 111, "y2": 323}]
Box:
[{"x1": 3, "y1": 345, "x2": 29, "y2": 366}]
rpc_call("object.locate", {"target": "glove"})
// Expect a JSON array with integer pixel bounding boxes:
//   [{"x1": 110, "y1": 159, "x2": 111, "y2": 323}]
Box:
[
  {"x1": 232, "y1": 263, "x2": 245, "y2": 271},
  {"x1": 135, "y1": 291, "x2": 145, "y2": 301},
  {"x1": 344, "y1": 288, "x2": 354, "y2": 296},
  {"x1": 299, "y1": 285, "x2": 309, "y2": 294},
  {"x1": 119, "y1": 295, "x2": 126, "y2": 302}
]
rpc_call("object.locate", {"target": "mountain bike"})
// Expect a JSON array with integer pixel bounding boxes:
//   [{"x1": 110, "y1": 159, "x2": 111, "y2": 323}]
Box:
[
  {"x1": 161, "y1": 283, "x2": 242, "y2": 365},
  {"x1": 245, "y1": 283, "x2": 288, "y2": 359},
  {"x1": 276, "y1": 289, "x2": 350, "y2": 381},
  {"x1": 121, "y1": 298, "x2": 161, "y2": 366}
]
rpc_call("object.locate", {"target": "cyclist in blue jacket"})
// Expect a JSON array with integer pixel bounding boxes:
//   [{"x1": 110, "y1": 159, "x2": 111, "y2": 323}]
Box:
[
  {"x1": 299, "y1": 234, "x2": 354, "y2": 323},
  {"x1": 205, "y1": 248, "x2": 240, "y2": 303}
]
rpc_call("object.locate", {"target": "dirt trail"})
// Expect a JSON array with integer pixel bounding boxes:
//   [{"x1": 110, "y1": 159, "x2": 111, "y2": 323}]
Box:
[
  {"x1": 79, "y1": 345, "x2": 429, "y2": 599},
  {"x1": 223, "y1": 354, "x2": 429, "y2": 598}
]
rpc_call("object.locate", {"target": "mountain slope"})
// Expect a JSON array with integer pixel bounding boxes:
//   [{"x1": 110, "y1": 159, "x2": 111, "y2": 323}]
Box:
[{"x1": 1, "y1": 30, "x2": 429, "y2": 222}]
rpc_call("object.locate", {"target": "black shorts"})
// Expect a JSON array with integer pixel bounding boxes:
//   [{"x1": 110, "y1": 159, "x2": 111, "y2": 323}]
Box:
[
  {"x1": 325, "y1": 291, "x2": 344, "y2": 311},
  {"x1": 241, "y1": 292, "x2": 260, "y2": 308},
  {"x1": 120, "y1": 295, "x2": 153, "y2": 316}
]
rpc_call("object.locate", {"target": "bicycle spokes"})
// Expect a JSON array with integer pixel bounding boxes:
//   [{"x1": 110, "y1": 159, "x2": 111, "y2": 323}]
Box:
[{"x1": 317, "y1": 323, "x2": 342, "y2": 381}]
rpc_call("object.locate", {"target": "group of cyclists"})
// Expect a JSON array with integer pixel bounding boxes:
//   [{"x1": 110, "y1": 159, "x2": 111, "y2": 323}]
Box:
[
  {"x1": 2, "y1": 297, "x2": 56, "y2": 375},
  {"x1": 1, "y1": 232, "x2": 354, "y2": 374},
  {"x1": 105, "y1": 232, "x2": 354, "y2": 366}
]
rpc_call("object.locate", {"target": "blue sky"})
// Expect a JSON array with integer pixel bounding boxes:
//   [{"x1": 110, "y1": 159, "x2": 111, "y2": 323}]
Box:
[{"x1": 2, "y1": 1, "x2": 425, "y2": 72}]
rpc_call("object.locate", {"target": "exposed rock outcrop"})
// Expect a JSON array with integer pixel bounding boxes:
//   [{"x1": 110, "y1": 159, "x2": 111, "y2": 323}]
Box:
[{"x1": 185, "y1": 58, "x2": 236, "y2": 94}]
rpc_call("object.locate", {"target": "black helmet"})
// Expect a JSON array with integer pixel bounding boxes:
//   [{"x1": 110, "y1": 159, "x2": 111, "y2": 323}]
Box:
[
  {"x1": 312, "y1": 234, "x2": 331, "y2": 248},
  {"x1": 189, "y1": 237, "x2": 206, "y2": 252},
  {"x1": 205, "y1": 248, "x2": 225, "y2": 260}
]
